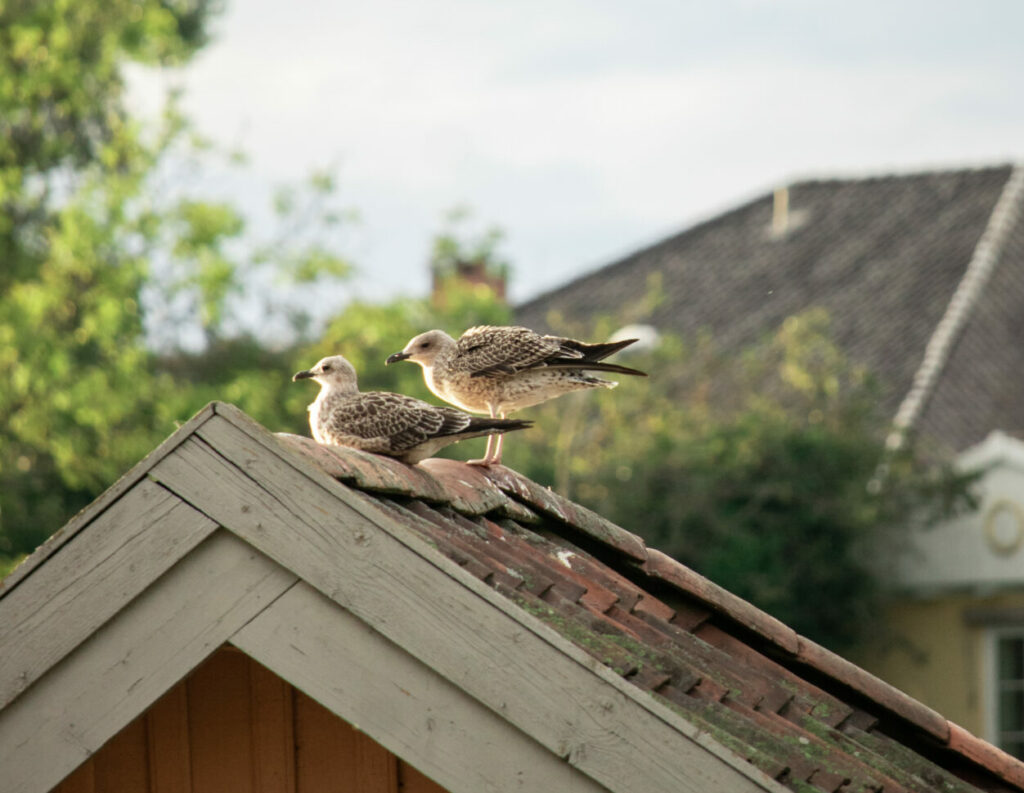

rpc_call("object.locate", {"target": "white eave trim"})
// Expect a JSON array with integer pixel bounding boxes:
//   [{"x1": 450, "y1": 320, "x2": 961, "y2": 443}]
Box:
[{"x1": 887, "y1": 164, "x2": 1024, "y2": 451}]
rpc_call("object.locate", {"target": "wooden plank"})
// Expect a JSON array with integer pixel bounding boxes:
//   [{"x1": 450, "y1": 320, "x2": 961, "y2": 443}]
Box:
[
  {"x1": 147, "y1": 681, "x2": 193, "y2": 793},
  {"x1": 399, "y1": 762, "x2": 449, "y2": 793},
  {"x1": 0, "y1": 479, "x2": 219, "y2": 709},
  {"x1": 294, "y1": 686, "x2": 396, "y2": 792},
  {"x1": 161, "y1": 420, "x2": 782, "y2": 793},
  {"x1": 93, "y1": 715, "x2": 150, "y2": 792},
  {"x1": 232, "y1": 582, "x2": 609, "y2": 793},
  {"x1": 250, "y1": 656, "x2": 297, "y2": 793},
  {"x1": 0, "y1": 530, "x2": 297, "y2": 793},
  {"x1": 188, "y1": 649, "x2": 255, "y2": 793},
  {"x1": 354, "y1": 729, "x2": 399, "y2": 793},
  {"x1": 295, "y1": 688, "x2": 358, "y2": 792},
  {"x1": 50, "y1": 759, "x2": 95, "y2": 793},
  {"x1": 0, "y1": 403, "x2": 217, "y2": 600}
]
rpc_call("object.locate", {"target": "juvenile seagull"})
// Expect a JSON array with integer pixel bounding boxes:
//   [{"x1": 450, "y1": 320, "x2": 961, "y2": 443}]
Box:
[
  {"x1": 293, "y1": 355, "x2": 532, "y2": 464},
  {"x1": 385, "y1": 326, "x2": 647, "y2": 465}
]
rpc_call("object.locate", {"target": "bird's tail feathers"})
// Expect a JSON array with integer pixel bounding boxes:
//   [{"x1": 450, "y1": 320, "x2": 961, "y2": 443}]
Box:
[
  {"x1": 561, "y1": 337, "x2": 638, "y2": 362},
  {"x1": 467, "y1": 417, "x2": 533, "y2": 434},
  {"x1": 546, "y1": 359, "x2": 647, "y2": 377}
]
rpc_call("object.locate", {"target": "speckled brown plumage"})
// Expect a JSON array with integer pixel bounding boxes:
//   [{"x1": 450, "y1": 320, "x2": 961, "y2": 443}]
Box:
[
  {"x1": 386, "y1": 325, "x2": 646, "y2": 464},
  {"x1": 293, "y1": 355, "x2": 531, "y2": 464}
]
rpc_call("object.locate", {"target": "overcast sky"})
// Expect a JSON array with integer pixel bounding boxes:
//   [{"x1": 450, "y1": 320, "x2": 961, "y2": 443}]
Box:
[{"x1": 128, "y1": 0, "x2": 1024, "y2": 309}]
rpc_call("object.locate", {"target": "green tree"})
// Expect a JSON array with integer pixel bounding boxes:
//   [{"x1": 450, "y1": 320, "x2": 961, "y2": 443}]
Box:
[
  {"x1": 501, "y1": 310, "x2": 976, "y2": 652},
  {"x1": 0, "y1": 0, "x2": 353, "y2": 572},
  {"x1": 0, "y1": 0, "x2": 219, "y2": 569},
  {"x1": 429, "y1": 206, "x2": 510, "y2": 296}
]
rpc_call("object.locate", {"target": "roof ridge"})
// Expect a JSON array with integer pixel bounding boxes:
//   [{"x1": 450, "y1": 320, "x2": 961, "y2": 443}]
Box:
[
  {"x1": 515, "y1": 162, "x2": 1015, "y2": 321},
  {"x1": 478, "y1": 466, "x2": 1024, "y2": 790},
  {"x1": 886, "y1": 162, "x2": 1024, "y2": 451},
  {"x1": 10, "y1": 400, "x2": 1022, "y2": 792},
  {"x1": 270, "y1": 437, "x2": 1024, "y2": 787},
  {"x1": 785, "y1": 162, "x2": 1014, "y2": 190}
]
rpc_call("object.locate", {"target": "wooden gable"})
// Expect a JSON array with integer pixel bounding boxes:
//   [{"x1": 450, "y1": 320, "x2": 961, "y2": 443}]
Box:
[
  {"x1": 0, "y1": 402, "x2": 778, "y2": 793},
  {"x1": 53, "y1": 648, "x2": 446, "y2": 793}
]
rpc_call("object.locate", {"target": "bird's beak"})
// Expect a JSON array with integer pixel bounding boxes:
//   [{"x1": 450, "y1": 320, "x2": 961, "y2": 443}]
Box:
[
  {"x1": 385, "y1": 351, "x2": 411, "y2": 365},
  {"x1": 292, "y1": 369, "x2": 315, "y2": 381}
]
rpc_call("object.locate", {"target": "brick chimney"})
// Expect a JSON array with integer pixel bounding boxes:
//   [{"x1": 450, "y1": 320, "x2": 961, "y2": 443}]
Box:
[{"x1": 431, "y1": 258, "x2": 507, "y2": 306}]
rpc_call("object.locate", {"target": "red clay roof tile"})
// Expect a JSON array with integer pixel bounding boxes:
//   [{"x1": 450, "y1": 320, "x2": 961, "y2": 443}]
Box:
[
  {"x1": 695, "y1": 624, "x2": 851, "y2": 727},
  {"x1": 668, "y1": 601, "x2": 713, "y2": 632},
  {"x1": 643, "y1": 548, "x2": 801, "y2": 655},
  {"x1": 840, "y1": 724, "x2": 984, "y2": 793},
  {"x1": 632, "y1": 593, "x2": 676, "y2": 622},
  {"x1": 949, "y1": 723, "x2": 1024, "y2": 791},
  {"x1": 418, "y1": 458, "x2": 537, "y2": 521},
  {"x1": 280, "y1": 439, "x2": 1024, "y2": 793},
  {"x1": 482, "y1": 466, "x2": 648, "y2": 561},
  {"x1": 278, "y1": 433, "x2": 453, "y2": 502},
  {"x1": 795, "y1": 637, "x2": 950, "y2": 743}
]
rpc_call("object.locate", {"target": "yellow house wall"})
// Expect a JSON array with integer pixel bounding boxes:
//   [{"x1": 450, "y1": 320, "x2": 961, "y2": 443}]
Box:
[{"x1": 854, "y1": 590, "x2": 1024, "y2": 740}]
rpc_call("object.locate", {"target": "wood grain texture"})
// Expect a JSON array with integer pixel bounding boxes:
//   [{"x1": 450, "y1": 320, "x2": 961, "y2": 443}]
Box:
[
  {"x1": 232, "y1": 582, "x2": 609, "y2": 793},
  {"x1": 250, "y1": 658, "x2": 297, "y2": 793},
  {"x1": 155, "y1": 418, "x2": 780, "y2": 793},
  {"x1": 296, "y1": 690, "x2": 367, "y2": 793},
  {"x1": 354, "y1": 726, "x2": 400, "y2": 793},
  {"x1": 398, "y1": 762, "x2": 449, "y2": 793},
  {"x1": 93, "y1": 716, "x2": 149, "y2": 793},
  {"x1": 188, "y1": 650, "x2": 255, "y2": 793},
  {"x1": 0, "y1": 479, "x2": 218, "y2": 709},
  {"x1": 50, "y1": 759, "x2": 95, "y2": 793},
  {"x1": 147, "y1": 682, "x2": 192, "y2": 793},
  {"x1": 295, "y1": 690, "x2": 398, "y2": 793},
  {"x1": 0, "y1": 530, "x2": 296, "y2": 793}
]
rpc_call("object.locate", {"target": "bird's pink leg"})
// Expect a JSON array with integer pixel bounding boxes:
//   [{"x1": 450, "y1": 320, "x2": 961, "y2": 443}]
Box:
[
  {"x1": 490, "y1": 411, "x2": 508, "y2": 465},
  {"x1": 467, "y1": 405, "x2": 499, "y2": 466}
]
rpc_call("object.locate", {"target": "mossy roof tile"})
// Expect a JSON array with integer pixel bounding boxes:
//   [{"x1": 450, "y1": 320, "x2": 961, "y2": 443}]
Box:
[{"x1": 280, "y1": 438, "x2": 1024, "y2": 793}]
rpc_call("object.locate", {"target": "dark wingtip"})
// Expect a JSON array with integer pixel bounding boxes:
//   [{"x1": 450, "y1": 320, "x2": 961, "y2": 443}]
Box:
[{"x1": 584, "y1": 361, "x2": 649, "y2": 377}]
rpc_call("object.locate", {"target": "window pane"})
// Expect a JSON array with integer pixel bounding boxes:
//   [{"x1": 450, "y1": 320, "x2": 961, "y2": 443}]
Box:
[
  {"x1": 1000, "y1": 691, "x2": 1024, "y2": 732},
  {"x1": 999, "y1": 637, "x2": 1024, "y2": 681},
  {"x1": 1004, "y1": 740, "x2": 1024, "y2": 761}
]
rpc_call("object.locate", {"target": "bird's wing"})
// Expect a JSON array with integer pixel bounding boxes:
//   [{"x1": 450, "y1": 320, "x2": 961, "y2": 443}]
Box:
[
  {"x1": 456, "y1": 325, "x2": 567, "y2": 376},
  {"x1": 328, "y1": 392, "x2": 470, "y2": 453}
]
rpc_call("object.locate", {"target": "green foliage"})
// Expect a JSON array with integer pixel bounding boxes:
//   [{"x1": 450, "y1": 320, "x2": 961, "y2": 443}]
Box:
[
  {"x1": 287, "y1": 258, "x2": 512, "y2": 461},
  {"x1": 0, "y1": 0, "x2": 975, "y2": 660},
  {"x1": 297, "y1": 213, "x2": 512, "y2": 404},
  {"x1": 502, "y1": 310, "x2": 976, "y2": 652},
  {"x1": 430, "y1": 205, "x2": 510, "y2": 282},
  {"x1": 295, "y1": 283, "x2": 511, "y2": 413},
  {"x1": 0, "y1": 0, "x2": 353, "y2": 573}
]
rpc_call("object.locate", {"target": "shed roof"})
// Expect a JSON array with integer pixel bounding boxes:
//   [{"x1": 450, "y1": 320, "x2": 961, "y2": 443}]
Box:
[
  {"x1": 2, "y1": 402, "x2": 1023, "y2": 793},
  {"x1": 515, "y1": 164, "x2": 1024, "y2": 453}
]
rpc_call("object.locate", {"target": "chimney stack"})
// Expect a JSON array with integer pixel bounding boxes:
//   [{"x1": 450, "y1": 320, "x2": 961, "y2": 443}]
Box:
[
  {"x1": 772, "y1": 186, "x2": 790, "y2": 238},
  {"x1": 431, "y1": 258, "x2": 507, "y2": 306}
]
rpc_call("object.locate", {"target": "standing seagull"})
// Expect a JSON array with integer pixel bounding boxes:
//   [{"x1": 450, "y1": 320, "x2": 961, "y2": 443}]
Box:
[
  {"x1": 293, "y1": 355, "x2": 532, "y2": 464},
  {"x1": 385, "y1": 326, "x2": 646, "y2": 465}
]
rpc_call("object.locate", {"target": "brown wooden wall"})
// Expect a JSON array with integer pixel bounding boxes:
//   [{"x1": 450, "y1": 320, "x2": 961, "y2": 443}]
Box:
[{"x1": 51, "y1": 647, "x2": 448, "y2": 793}]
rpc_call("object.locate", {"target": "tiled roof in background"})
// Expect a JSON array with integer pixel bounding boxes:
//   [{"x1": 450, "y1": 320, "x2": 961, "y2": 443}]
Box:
[
  {"x1": 277, "y1": 434, "x2": 1024, "y2": 793},
  {"x1": 515, "y1": 165, "x2": 1024, "y2": 453}
]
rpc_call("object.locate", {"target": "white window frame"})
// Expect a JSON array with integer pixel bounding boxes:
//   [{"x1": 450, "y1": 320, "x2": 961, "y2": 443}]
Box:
[{"x1": 985, "y1": 626, "x2": 1024, "y2": 757}]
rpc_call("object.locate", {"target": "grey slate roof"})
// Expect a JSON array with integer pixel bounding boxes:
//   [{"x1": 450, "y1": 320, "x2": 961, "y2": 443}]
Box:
[{"x1": 516, "y1": 165, "x2": 1024, "y2": 453}]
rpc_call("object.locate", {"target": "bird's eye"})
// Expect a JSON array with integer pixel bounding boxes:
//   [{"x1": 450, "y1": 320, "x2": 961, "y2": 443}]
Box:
[
  {"x1": 322, "y1": 364, "x2": 332, "y2": 372},
  {"x1": 419, "y1": 342, "x2": 430, "y2": 349}
]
